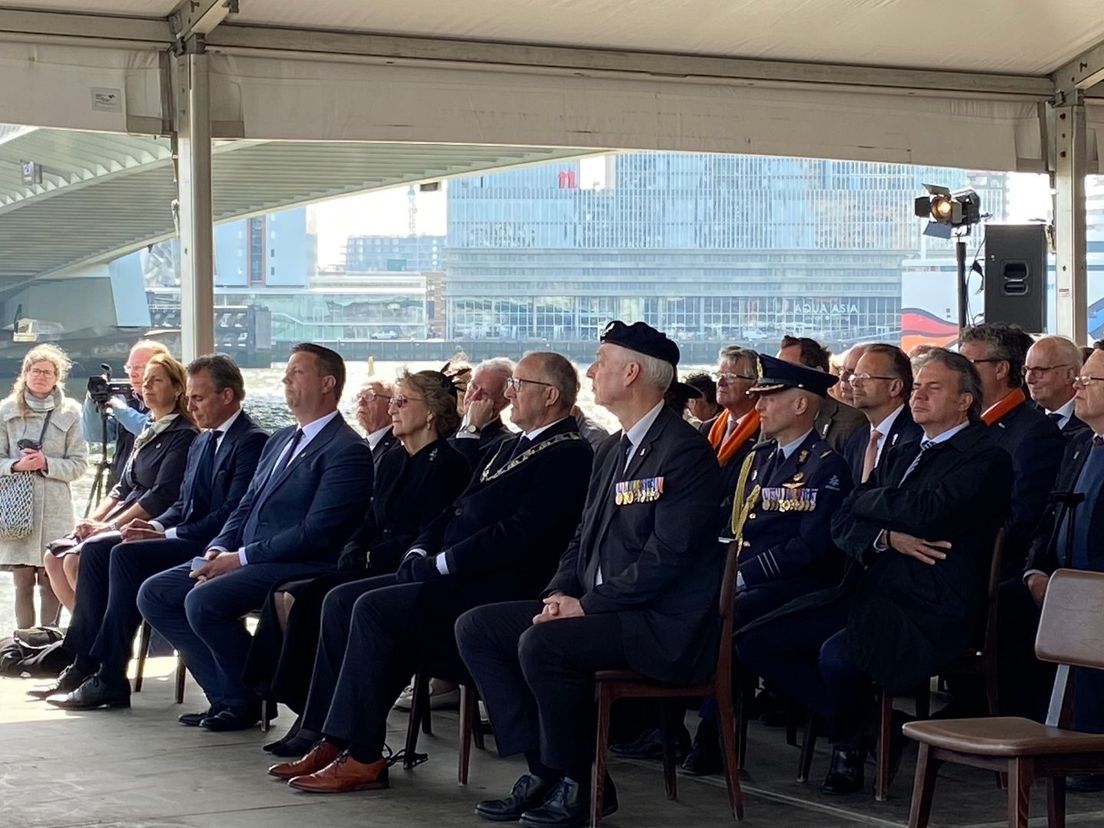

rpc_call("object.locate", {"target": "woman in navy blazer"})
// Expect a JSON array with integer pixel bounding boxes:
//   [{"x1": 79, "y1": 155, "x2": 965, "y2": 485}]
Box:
[{"x1": 43, "y1": 354, "x2": 197, "y2": 611}]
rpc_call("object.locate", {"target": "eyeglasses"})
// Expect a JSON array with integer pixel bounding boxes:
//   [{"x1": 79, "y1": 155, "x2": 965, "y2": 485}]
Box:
[
  {"x1": 26, "y1": 368, "x2": 56, "y2": 378},
  {"x1": 506, "y1": 376, "x2": 554, "y2": 392},
  {"x1": 839, "y1": 369, "x2": 856, "y2": 382},
  {"x1": 849, "y1": 373, "x2": 897, "y2": 385},
  {"x1": 1074, "y1": 375, "x2": 1104, "y2": 386},
  {"x1": 388, "y1": 394, "x2": 424, "y2": 409},
  {"x1": 711, "y1": 371, "x2": 755, "y2": 384},
  {"x1": 1023, "y1": 365, "x2": 1072, "y2": 378},
  {"x1": 357, "y1": 391, "x2": 391, "y2": 404}
]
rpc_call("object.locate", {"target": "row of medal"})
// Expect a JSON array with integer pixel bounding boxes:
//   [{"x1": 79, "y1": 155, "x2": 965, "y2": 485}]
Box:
[
  {"x1": 614, "y1": 476, "x2": 665, "y2": 505},
  {"x1": 759, "y1": 486, "x2": 818, "y2": 512}
]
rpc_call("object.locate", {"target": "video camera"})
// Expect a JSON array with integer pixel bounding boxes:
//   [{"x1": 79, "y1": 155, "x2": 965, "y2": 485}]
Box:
[{"x1": 87, "y1": 362, "x2": 133, "y2": 405}]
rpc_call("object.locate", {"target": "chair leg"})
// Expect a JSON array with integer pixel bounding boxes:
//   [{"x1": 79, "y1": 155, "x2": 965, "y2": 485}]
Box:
[
  {"x1": 418, "y1": 674, "x2": 433, "y2": 735},
  {"x1": 133, "y1": 620, "x2": 151, "y2": 693},
  {"x1": 458, "y1": 684, "x2": 475, "y2": 785},
  {"x1": 658, "y1": 702, "x2": 678, "y2": 801},
  {"x1": 1007, "y1": 758, "x2": 1033, "y2": 828},
  {"x1": 915, "y1": 679, "x2": 931, "y2": 720},
  {"x1": 1046, "y1": 774, "x2": 1066, "y2": 828},
  {"x1": 734, "y1": 675, "x2": 752, "y2": 769},
  {"x1": 906, "y1": 743, "x2": 941, "y2": 828},
  {"x1": 876, "y1": 689, "x2": 893, "y2": 802},
  {"x1": 784, "y1": 698, "x2": 800, "y2": 747},
  {"x1": 404, "y1": 672, "x2": 429, "y2": 770},
  {"x1": 715, "y1": 689, "x2": 745, "y2": 821},
  {"x1": 174, "y1": 654, "x2": 186, "y2": 704},
  {"x1": 797, "y1": 713, "x2": 817, "y2": 783},
  {"x1": 591, "y1": 685, "x2": 612, "y2": 828},
  {"x1": 260, "y1": 698, "x2": 271, "y2": 733}
]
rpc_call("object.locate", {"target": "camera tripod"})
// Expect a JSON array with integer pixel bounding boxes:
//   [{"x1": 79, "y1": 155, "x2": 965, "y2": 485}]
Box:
[{"x1": 84, "y1": 405, "x2": 113, "y2": 517}]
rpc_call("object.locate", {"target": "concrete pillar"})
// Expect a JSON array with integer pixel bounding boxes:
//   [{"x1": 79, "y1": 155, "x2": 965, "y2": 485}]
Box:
[
  {"x1": 1052, "y1": 100, "x2": 1088, "y2": 343},
  {"x1": 175, "y1": 39, "x2": 215, "y2": 360}
]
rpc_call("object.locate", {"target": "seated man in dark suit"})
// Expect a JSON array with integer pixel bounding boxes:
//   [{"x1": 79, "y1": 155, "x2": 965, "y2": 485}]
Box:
[
  {"x1": 683, "y1": 354, "x2": 852, "y2": 775},
  {"x1": 137, "y1": 344, "x2": 373, "y2": 731},
  {"x1": 842, "y1": 343, "x2": 922, "y2": 483},
  {"x1": 264, "y1": 351, "x2": 592, "y2": 792},
  {"x1": 450, "y1": 357, "x2": 515, "y2": 466},
  {"x1": 455, "y1": 321, "x2": 722, "y2": 827},
  {"x1": 37, "y1": 355, "x2": 268, "y2": 710},
  {"x1": 354, "y1": 380, "x2": 398, "y2": 464},
  {"x1": 701, "y1": 345, "x2": 760, "y2": 534},
  {"x1": 1024, "y1": 335, "x2": 1088, "y2": 439},
  {"x1": 737, "y1": 349, "x2": 1012, "y2": 795},
  {"x1": 999, "y1": 348, "x2": 1104, "y2": 738},
  {"x1": 778, "y1": 335, "x2": 866, "y2": 451},
  {"x1": 960, "y1": 323, "x2": 1064, "y2": 575}
]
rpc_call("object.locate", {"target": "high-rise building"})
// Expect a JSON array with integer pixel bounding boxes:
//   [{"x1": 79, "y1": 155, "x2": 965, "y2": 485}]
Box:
[
  {"x1": 445, "y1": 152, "x2": 980, "y2": 348},
  {"x1": 345, "y1": 234, "x2": 446, "y2": 273}
]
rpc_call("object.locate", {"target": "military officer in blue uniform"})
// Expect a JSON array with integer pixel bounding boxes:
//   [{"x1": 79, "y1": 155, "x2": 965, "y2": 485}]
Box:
[{"x1": 684, "y1": 353, "x2": 853, "y2": 774}]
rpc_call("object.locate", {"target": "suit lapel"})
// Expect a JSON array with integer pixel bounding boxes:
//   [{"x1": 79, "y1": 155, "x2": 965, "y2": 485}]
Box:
[{"x1": 256, "y1": 417, "x2": 342, "y2": 509}]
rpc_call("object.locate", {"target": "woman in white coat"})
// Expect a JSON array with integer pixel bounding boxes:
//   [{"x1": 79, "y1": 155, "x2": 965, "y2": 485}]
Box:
[{"x1": 0, "y1": 344, "x2": 87, "y2": 629}]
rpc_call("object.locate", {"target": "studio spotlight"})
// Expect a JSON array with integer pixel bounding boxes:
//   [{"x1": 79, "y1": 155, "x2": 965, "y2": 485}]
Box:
[{"x1": 914, "y1": 184, "x2": 982, "y2": 238}]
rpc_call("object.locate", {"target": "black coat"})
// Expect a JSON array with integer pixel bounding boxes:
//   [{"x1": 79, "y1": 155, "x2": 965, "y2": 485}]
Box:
[
  {"x1": 831, "y1": 422, "x2": 1012, "y2": 692},
  {"x1": 109, "y1": 415, "x2": 199, "y2": 519},
  {"x1": 412, "y1": 416, "x2": 592, "y2": 602},
  {"x1": 154, "y1": 410, "x2": 268, "y2": 546},
  {"x1": 841, "y1": 405, "x2": 923, "y2": 484},
  {"x1": 988, "y1": 399, "x2": 1064, "y2": 573},
  {"x1": 338, "y1": 438, "x2": 471, "y2": 575},
  {"x1": 1024, "y1": 429, "x2": 1104, "y2": 575},
  {"x1": 545, "y1": 405, "x2": 723, "y2": 685},
  {"x1": 370, "y1": 426, "x2": 400, "y2": 466},
  {"x1": 449, "y1": 418, "x2": 513, "y2": 470}
]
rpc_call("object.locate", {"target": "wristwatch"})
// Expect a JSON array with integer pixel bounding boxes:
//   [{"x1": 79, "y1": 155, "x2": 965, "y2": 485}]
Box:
[{"x1": 464, "y1": 423, "x2": 481, "y2": 435}]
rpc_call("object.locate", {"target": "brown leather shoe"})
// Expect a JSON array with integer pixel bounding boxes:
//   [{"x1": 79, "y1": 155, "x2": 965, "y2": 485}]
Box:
[
  {"x1": 267, "y1": 741, "x2": 341, "y2": 780},
  {"x1": 287, "y1": 754, "x2": 389, "y2": 793}
]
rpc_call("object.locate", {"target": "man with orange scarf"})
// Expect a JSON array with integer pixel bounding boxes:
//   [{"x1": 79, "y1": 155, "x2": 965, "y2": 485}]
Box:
[
  {"x1": 703, "y1": 346, "x2": 762, "y2": 534},
  {"x1": 960, "y1": 323, "x2": 1063, "y2": 578}
]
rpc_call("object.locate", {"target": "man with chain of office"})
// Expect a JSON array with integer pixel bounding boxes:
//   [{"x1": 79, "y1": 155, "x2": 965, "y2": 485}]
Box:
[
  {"x1": 263, "y1": 351, "x2": 593, "y2": 794},
  {"x1": 682, "y1": 353, "x2": 852, "y2": 775}
]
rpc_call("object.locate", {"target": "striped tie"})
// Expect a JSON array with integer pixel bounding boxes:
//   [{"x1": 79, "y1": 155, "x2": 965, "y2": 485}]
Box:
[{"x1": 900, "y1": 439, "x2": 935, "y2": 482}]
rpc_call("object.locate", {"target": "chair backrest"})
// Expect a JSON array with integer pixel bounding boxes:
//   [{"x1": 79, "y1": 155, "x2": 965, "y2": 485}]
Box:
[
  {"x1": 713, "y1": 539, "x2": 742, "y2": 680},
  {"x1": 1035, "y1": 569, "x2": 1104, "y2": 669},
  {"x1": 976, "y1": 529, "x2": 1005, "y2": 657}
]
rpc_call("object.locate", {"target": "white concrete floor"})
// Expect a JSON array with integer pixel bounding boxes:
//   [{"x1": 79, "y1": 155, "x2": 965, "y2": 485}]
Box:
[{"x1": 3, "y1": 661, "x2": 1104, "y2": 828}]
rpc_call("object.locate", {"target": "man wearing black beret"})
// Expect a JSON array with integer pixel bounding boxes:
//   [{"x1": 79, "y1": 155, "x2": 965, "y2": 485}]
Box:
[{"x1": 456, "y1": 320, "x2": 722, "y2": 827}]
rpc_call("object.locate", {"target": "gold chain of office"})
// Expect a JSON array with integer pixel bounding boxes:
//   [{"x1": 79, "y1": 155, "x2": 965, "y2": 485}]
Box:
[{"x1": 480, "y1": 432, "x2": 584, "y2": 483}]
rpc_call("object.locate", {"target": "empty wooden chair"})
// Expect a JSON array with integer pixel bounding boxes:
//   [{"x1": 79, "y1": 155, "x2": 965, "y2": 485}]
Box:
[{"x1": 903, "y1": 568, "x2": 1104, "y2": 828}]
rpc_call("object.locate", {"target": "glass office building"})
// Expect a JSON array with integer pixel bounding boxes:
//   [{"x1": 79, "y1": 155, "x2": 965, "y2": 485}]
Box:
[{"x1": 446, "y1": 152, "x2": 1001, "y2": 349}]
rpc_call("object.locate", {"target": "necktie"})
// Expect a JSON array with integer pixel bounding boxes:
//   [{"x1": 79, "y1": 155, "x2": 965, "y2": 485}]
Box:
[
  {"x1": 760, "y1": 447, "x2": 785, "y2": 485},
  {"x1": 620, "y1": 434, "x2": 635, "y2": 472},
  {"x1": 186, "y1": 430, "x2": 221, "y2": 520},
  {"x1": 861, "y1": 428, "x2": 882, "y2": 483},
  {"x1": 1047, "y1": 412, "x2": 1064, "y2": 426},
  {"x1": 508, "y1": 435, "x2": 531, "y2": 462},
  {"x1": 900, "y1": 439, "x2": 935, "y2": 482},
  {"x1": 273, "y1": 428, "x2": 304, "y2": 478}
]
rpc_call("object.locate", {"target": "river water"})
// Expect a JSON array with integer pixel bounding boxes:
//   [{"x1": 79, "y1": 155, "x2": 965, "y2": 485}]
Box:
[{"x1": 1, "y1": 358, "x2": 654, "y2": 631}]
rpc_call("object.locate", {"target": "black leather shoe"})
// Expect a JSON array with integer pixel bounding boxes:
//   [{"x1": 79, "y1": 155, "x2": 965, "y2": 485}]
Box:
[
  {"x1": 46, "y1": 676, "x2": 130, "y2": 710},
  {"x1": 609, "y1": 725, "x2": 691, "y2": 761},
  {"x1": 200, "y1": 706, "x2": 261, "y2": 731},
  {"x1": 681, "y1": 720, "x2": 723, "y2": 776},
  {"x1": 27, "y1": 664, "x2": 88, "y2": 700},
  {"x1": 265, "y1": 734, "x2": 315, "y2": 757},
  {"x1": 519, "y1": 775, "x2": 618, "y2": 827},
  {"x1": 819, "y1": 747, "x2": 866, "y2": 795},
  {"x1": 476, "y1": 773, "x2": 552, "y2": 822},
  {"x1": 179, "y1": 704, "x2": 225, "y2": 727}
]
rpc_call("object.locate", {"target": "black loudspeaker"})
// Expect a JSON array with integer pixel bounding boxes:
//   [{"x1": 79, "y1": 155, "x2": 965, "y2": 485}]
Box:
[{"x1": 984, "y1": 224, "x2": 1048, "y2": 332}]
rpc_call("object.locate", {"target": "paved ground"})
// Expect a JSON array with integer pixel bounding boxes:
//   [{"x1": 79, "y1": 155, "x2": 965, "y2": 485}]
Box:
[{"x1": 3, "y1": 661, "x2": 1104, "y2": 828}]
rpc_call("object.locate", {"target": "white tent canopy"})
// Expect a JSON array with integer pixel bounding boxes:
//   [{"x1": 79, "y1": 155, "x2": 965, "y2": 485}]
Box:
[{"x1": 1, "y1": 0, "x2": 1102, "y2": 346}]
